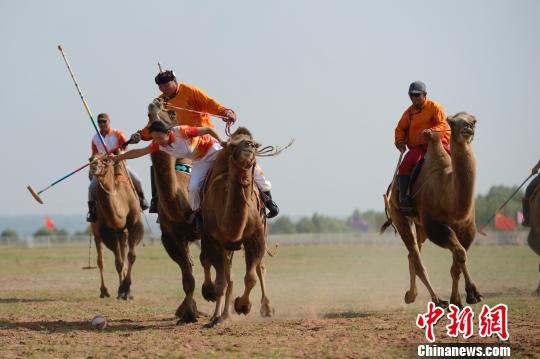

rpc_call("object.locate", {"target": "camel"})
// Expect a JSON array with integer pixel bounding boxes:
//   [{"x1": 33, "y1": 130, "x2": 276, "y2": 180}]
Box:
[
  {"x1": 527, "y1": 185, "x2": 540, "y2": 295},
  {"x1": 90, "y1": 155, "x2": 144, "y2": 300},
  {"x1": 200, "y1": 127, "x2": 274, "y2": 328},
  {"x1": 147, "y1": 101, "x2": 213, "y2": 324},
  {"x1": 381, "y1": 112, "x2": 482, "y2": 308}
]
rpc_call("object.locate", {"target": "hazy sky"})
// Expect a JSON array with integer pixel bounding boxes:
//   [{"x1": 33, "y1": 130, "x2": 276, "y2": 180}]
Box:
[{"x1": 1, "y1": 0, "x2": 538, "y2": 217}]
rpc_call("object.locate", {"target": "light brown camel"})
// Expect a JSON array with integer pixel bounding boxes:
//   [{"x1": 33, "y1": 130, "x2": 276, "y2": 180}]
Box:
[
  {"x1": 381, "y1": 112, "x2": 482, "y2": 308},
  {"x1": 200, "y1": 127, "x2": 274, "y2": 328},
  {"x1": 147, "y1": 101, "x2": 215, "y2": 324},
  {"x1": 527, "y1": 185, "x2": 540, "y2": 295},
  {"x1": 90, "y1": 156, "x2": 144, "y2": 300}
]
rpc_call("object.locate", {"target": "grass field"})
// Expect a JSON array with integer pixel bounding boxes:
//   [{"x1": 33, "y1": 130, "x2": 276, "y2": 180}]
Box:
[{"x1": 0, "y1": 240, "x2": 539, "y2": 358}]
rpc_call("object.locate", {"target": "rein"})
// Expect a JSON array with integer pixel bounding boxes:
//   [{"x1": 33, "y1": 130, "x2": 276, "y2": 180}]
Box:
[{"x1": 256, "y1": 138, "x2": 295, "y2": 157}]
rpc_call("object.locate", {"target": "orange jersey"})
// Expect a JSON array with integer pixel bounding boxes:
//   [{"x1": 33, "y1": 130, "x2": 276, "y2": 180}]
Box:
[
  {"x1": 394, "y1": 99, "x2": 450, "y2": 148},
  {"x1": 139, "y1": 83, "x2": 229, "y2": 140},
  {"x1": 91, "y1": 128, "x2": 127, "y2": 155}
]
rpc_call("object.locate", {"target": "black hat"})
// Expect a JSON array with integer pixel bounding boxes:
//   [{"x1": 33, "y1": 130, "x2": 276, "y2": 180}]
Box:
[
  {"x1": 155, "y1": 70, "x2": 176, "y2": 85},
  {"x1": 148, "y1": 121, "x2": 170, "y2": 134},
  {"x1": 408, "y1": 81, "x2": 427, "y2": 94}
]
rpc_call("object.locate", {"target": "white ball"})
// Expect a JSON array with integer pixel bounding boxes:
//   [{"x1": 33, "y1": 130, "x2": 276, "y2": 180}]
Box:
[{"x1": 91, "y1": 315, "x2": 107, "y2": 330}]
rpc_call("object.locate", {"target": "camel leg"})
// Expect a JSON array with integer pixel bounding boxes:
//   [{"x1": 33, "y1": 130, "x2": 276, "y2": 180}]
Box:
[
  {"x1": 257, "y1": 261, "x2": 274, "y2": 317},
  {"x1": 396, "y1": 218, "x2": 448, "y2": 307},
  {"x1": 426, "y1": 221, "x2": 482, "y2": 305},
  {"x1": 404, "y1": 225, "x2": 426, "y2": 304},
  {"x1": 222, "y1": 252, "x2": 234, "y2": 321},
  {"x1": 200, "y1": 239, "x2": 217, "y2": 302},
  {"x1": 450, "y1": 259, "x2": 463, "y2": 308},
  {"x1": 527, "y1": 229, "x2": 540, "y2": 296},
  {"x1": 116, "y1": 232, "x2": 129, "y2": 299},
  {"x1": 94, "y1": 235, "x2": 110, "y2": 298},
  {"x1": 454, "y1": 224, "x2": 483, "y2": 305},
  {"x1": 161, "y1": 232, "x2": 198, "y2": 324},
  {"x1": 204, "y1": 248, "x2": 229, "y2": 328},
  {"x1": 113, "y1": 239, "x2": 125, "y2": 299},
  {"x1": 234, "y1": 238, "x2": 265, "y2": 315},
  {"x1": 119, "y1": 223, "x2": 143, "y2": 300}
]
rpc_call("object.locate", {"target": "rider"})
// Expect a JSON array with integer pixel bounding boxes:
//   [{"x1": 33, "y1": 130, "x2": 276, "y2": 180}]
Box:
[
  {"x1": 394, "y1": 81, "x2": 450, "y2": 214},
  {"x1": 87, "y1": 113, "x2": 148, "y2": 222},
  {"x1": 114, "y1": 121, "x2": 274, "y2": 227},
  {"x1": 130, "y1": 69, "x2": 278, "y2": 217},
  {"x1": 522, "y1": 159, "x2": 540, "y2": 227}
]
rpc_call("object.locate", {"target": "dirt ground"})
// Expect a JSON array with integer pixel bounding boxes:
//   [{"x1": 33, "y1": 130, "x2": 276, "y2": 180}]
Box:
[{"x1": 0, "y1": 242, "x2": 538, "y2": 358}]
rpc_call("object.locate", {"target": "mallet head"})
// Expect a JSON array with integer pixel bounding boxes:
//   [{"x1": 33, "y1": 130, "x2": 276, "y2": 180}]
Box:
[{"x1": 27, "y1": 185, "x2": 44, "y2": 204}]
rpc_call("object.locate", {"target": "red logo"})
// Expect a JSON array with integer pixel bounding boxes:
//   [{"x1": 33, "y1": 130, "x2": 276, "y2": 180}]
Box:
[
  {"x1": 478, "y1": 304, "x2": 509, "y2": 341},
  {"x1": 416, "y1": 302, "x2": 445, "y2": 342},
  {"x1": 446, "y1": 304, "x2": 474, "y2": 339},
  {"x1": 416, "y1": 302, "x2": 509, "y2": 342}
]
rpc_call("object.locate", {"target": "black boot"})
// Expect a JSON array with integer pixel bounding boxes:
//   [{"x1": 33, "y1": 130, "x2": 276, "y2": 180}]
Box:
[
  {"x1": 263, "y1": 191, "x2": 279, "y2": 218},
  {"x1": 522, "y1": 197, "x2": 530, "y2": 227},
  {"x1": 397, "y1": 176, "x2": 414, "y2": 215},
  {"x1": 138, "y1": 194, "x2": 149, "y2": 211},
  {"x1": 149, "y1": 165, "x2": 158, "y2": 213},
  {"x1": 86, "y1": 201, "x2": 97, "y2": 222}
]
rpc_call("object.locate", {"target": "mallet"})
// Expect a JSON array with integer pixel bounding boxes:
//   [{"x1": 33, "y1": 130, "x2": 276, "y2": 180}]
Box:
[
  {"x1": 27, "y1": 140, "x2": 132, "y2": 204},
  {"x1": 27, "y1": 161, "x2": 92, "y2": 204}
]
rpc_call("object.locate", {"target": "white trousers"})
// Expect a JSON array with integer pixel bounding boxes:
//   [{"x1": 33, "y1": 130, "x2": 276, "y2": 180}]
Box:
[{"x1": 188, "y1": 152, "x2": 272, "y2": 211}]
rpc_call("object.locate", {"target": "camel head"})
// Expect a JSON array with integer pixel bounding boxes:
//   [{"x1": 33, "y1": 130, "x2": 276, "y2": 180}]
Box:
[
  {"x1": 90, "y1": 155, "x2": 122, "y2": 191},
  {"x1": 148, "y1": 98, "x2": 176, "y2": 127},
  {"x1": 226, "y1": 127, "x2": 261, "y2": 171},
  {"x1": 447, "y1": 112, "x2": 476, "y2": 144}
]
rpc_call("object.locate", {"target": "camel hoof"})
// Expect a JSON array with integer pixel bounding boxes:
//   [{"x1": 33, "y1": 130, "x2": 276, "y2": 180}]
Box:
[
  {"x1": 202, "y1": 282, "x2": 217, "y2": 302},
  {"x1": 100, "y1": 288, "x2": 111, "y2": 298},
  {"x1": 434, "y1": 299, "x2": 449, "y2": 309},
  {"x1": 177, "y1": 313, "x2": 197, "y2": 325},
  {"x1": 175, "y1": 300, "x2": 198, "y2": 324},
  {"x1": 204, "y1": 316, "x2": 222, "y2": 328},
  {"x1": 450, "y1": 298, "x2": 464, "y2": 309},
  {"x1": 260, "y1": 298, "x2": 274, "y2": 317},
  {"x1": 234, "y1": 297, "x2": 252, "y2": 315},
  {"x1": 260, "y1": 303, "x2": 275, "y2": 317},
  {"x1": 465, "y1": 286, "x2": 483, "y2": 304},
  {"x1": 404, "y1": 290, "x2": 417, "y2": 304}
]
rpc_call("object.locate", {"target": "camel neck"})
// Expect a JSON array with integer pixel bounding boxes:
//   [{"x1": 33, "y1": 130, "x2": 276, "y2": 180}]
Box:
[
  {"x1": 450, "y1": 138, "x2": 476, "y2": 220},
  {"x1": 96, "y1": 166, "x2": 128, "y2": 226},
  {"x1": 221, "y1": 160, "x2": 252, "y2": 241}
]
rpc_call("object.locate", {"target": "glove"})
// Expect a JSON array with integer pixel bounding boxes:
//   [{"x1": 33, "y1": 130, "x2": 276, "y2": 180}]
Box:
[
  {"x1": 222, "y1": 109, "x2": 237, "y2": 123},
  {"x1": 130, "y1": 132, "x2": 141, "y2": 144},
  {"x1": 396, "y1": 142, "x2": 406, "y2": 153}
]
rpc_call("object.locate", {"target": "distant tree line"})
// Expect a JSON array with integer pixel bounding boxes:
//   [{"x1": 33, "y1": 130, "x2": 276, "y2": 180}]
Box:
[{"x1": 268, "y1": 185, "x2": 528, "y2": 235}]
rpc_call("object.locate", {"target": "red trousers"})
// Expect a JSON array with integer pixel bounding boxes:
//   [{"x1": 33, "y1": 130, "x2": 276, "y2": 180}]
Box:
[{"x1": 398, "y1": 144, "x2": 451, "y2": 176}]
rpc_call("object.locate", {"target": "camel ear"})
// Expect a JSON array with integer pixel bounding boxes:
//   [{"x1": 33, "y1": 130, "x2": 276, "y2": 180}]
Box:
[{"x1": 446, "y1": 115, "x2": 456, "y2": 128}]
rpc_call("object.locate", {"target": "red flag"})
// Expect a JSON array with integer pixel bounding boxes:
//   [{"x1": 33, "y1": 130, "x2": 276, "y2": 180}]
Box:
[
  {"x1": 494, "y1": 213, "x2": 516, "y2": 232},
  {"x1": 45, "y1": 216, "x2": 56, "y2": 230}
]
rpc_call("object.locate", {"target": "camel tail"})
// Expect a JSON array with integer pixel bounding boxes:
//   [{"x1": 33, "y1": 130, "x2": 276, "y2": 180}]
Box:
[{"x1": 380, "y1": 219, "x2": 393, "y2": 235}]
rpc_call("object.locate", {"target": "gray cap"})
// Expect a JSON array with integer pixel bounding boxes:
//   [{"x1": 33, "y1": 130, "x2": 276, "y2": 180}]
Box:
[{"x1": 408, "y1": 81, "x2": 427, "y2": 94}]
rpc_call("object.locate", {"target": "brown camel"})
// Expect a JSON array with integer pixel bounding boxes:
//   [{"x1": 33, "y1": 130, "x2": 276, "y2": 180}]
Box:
[
  {"x1": 200, "y1": 127, "x2": 274, "y2": 328},
  {"x1": 381, "y1": 112, "x2": 482, "y2": 308},
  {"x1": 147, "y1": 101, "x2": 213, "y2": 324},
  {"x1": 90, "y1": 156, "x2": 144, "y2": 300},
  {"x1": 527, "y1": 185, "x2": 540, "y2": 295}
]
